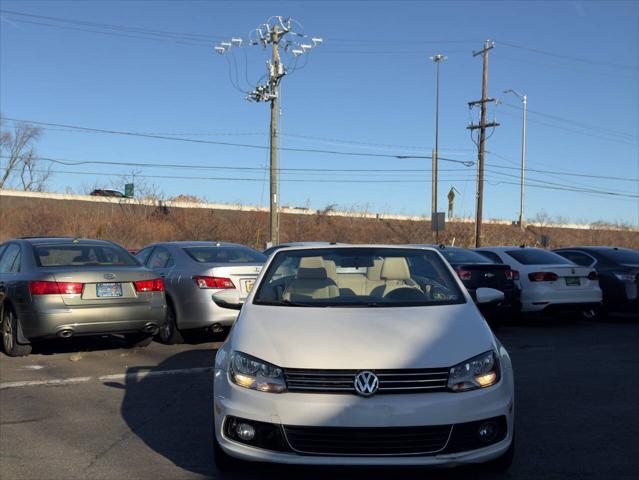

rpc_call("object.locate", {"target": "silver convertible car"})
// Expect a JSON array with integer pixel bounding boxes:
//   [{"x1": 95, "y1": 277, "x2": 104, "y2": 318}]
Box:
[
  {"x1": 0, "y1": 237, "x2": 166, "y2": 357},
  {"x1": 135, "y1": 241, "x2": 266, "y2": 343}
]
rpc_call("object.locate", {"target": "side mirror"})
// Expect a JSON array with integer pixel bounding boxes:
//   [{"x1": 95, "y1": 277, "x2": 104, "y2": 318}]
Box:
[
  {"x1": 212, "y1": 289, "x2": 243, "y2": 310},
  {"x1": 475, "y1": 287, "x2": 505, "y2": 305}
]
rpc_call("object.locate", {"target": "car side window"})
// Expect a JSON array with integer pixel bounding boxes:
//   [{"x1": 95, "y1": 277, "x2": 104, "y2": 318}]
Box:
[
  {"x1": 136, "y1": 247, "x2": 154, "y2": 266},
  {"x1": 147, "y1": 247, "x2": 174, "y2": 269},
  {"x1": 557, "y1": 251, "x2": 594, "y2": 267},
  {"x1": 0, "y1": 244, "x2": 21, "y2": 274},
  {"x1": 476, "y1": 250, "x2": 503, "y2": 263}
]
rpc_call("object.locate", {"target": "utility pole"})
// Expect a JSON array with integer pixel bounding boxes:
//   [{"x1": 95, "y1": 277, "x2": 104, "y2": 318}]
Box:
[
  {"x1": 468, "y1": 40, "x2": 499, "y2": 248},
  {"x1": 504, "y1": 89, "x2": 527, "y2": 229},
  {"x1": 430, "y1": 54, "x2": 447, "y2": 243},
  {"x1": 268, "y1": 26, "x2": 281, "y2": 245},
  {"x1": 215, "y1": 17, "x2": 322, "y2": 247}
]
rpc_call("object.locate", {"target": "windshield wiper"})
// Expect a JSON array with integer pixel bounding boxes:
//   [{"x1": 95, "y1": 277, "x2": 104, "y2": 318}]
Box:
[{"x1": 254, "y1": 299, "x2": 319, "y2": 307}]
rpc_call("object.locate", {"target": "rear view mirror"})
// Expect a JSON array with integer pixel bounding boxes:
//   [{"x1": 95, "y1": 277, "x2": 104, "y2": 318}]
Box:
[
  {"x1": 475, "y1": 287, "x2": 505, "y2": 305},
  {"x1": 212, "y1": 289, "x2": 243, "y2": 310}
]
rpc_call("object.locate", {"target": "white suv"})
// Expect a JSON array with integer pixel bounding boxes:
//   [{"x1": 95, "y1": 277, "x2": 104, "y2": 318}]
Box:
[{"x1": 212, "y1": 246, "x2": 515, "y2": 471}]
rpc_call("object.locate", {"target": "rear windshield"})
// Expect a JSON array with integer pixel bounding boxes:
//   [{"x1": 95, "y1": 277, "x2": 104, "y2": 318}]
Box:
[
  {"x1": 598, "y1": 249, "x2": 639, "y2": 264},
  {"x1": 440, "y1": 248, "x2": 494, "y2": 264},
  {"x1": 506, "y1": 249, "x2": 572, "y2": 265},
  {"x1": 34, "y1": 244, "x2": 138, "y2": 267},
  {"x1": 183, "y1": 247, "x2": 266, "y2": 264}
]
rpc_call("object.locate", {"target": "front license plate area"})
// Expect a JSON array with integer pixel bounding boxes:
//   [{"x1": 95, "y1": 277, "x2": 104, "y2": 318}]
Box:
[
  {"x1": 96, "y1": 283, "x2": 123, "y2": 297},
  {"x1": 565, "y1": 277, "x2": 580, "y2": 286}
]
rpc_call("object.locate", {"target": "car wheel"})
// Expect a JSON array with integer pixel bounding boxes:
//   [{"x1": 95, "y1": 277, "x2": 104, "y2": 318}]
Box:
[
  {"x1": 157, "y1": 302, "x2": 183, "y2": 345},
  {"x1": 213, "y1": 434, "x2": 243, "y2": 472},
  {"x1": 123, "y1": 333, "x2": 154, "y2": 348},
  {"x1": 484, "y1": 433, "x2": 515, "y2": 472},
  {"x1": 1, "y1": 307, "x2": 32, "y2": 357}
]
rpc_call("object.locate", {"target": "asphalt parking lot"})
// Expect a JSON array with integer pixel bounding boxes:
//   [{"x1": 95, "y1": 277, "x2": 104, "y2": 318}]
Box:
[{"x1": 1, "y1": 314, "x2": 638, "y2": 480}]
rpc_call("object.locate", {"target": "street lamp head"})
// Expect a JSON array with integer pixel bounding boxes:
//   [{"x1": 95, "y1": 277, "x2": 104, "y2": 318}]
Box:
[
  {"x1": 430, "y1": 54, "x2": 448, "y2": 62},
  {"x1": 504, "y1": 89, "x2": 526, "y2": 101}
]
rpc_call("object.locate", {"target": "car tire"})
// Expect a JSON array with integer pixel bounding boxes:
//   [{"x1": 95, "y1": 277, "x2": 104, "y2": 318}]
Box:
[
  {"x1": 157, "y1": 302, "x2": 183, "y2": 345},
  {"x1": 484, "y1": 434, "x2": 515, "y2": 472},
  {"x1": 213, "y1": 434, "x2": 243, "y2": 472},
  {"x1": 1, "y1": 307, "x2": 32, "y2": 357},
  {"x1": 123, "y1": 333, "x2": 154, "y2": 348}
]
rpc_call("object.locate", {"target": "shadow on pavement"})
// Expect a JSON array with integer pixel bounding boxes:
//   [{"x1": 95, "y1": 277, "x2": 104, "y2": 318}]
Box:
[
  {"x1": 30, "y1": 334, "x2": 130, "y2": 355},
  {"x1": 115, "y1": 349, "x2": 509, "y2": 480}
]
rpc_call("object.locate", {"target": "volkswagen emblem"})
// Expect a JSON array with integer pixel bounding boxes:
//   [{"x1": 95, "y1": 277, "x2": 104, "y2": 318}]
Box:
[
  {"x1": 354, "y1": 371, "x2": 379, "y2": 397},
  {"x1": 103, "y1": 273, "x2": 116, "y2": 280}
]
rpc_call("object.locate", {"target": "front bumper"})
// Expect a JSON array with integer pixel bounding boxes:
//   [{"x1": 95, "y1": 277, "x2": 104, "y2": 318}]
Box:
[{"x1": 213, "y1": 366, "x2": 514, "y2": 466}]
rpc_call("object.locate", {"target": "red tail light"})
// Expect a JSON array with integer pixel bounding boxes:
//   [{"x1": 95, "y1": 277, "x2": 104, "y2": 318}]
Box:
[
  {"x1": 587, "y1": 271, "x2": 598, "y2": 281},
  {"x1": 134, "y1": 278, "x2": 165, "y2": 292},
  {"x1": 192, "y1": 275, "x2": 235, "y2": 289},
  {"x1": 454, "y1": 268, "x2": 472, "y2": 281},
  {"x1": 528, "y1": 272, "x2": 559, "y2": 282},
  {"x1": 504, "y1": 269, "x2": 520, "y2": 281},
  {"x1": 29, "y1": 281, "x2": 84, "y2": 295}
]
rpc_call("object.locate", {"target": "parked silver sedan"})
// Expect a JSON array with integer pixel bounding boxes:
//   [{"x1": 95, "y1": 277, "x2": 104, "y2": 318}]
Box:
[
  {"x1": 0, "y1": 237, "x2": 166, "y2": 357},
  {"x1": 135, "y1": 241, "x2": 266, "y2": 343}
]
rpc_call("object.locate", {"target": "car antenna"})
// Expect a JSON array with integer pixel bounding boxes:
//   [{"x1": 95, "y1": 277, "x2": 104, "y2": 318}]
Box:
[
  {"x1": 519, "y1": 243, "x2": 526, "y2": 248},
  {"x1": 438, "y1": 244, "x2": 445, "y2": 249}
]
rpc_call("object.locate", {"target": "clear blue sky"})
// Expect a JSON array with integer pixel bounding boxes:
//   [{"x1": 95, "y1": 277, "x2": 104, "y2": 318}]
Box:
[{"x1": 1, "y1": 0, "x2": 637, "y2": 225}]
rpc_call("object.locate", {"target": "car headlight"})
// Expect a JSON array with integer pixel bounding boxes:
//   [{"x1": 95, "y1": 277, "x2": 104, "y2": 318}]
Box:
[
  {"x1": 448, "y1": 351, "x2": 500, "y2": 392},
  {"x1": 614, "y1": 272, "x2": 636, "y2": 282},
  {"x1": 229, "y1": 352, "x2": 287, "y2": 393}
]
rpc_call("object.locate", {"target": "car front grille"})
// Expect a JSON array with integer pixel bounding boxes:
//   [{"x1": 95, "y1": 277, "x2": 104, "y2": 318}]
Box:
[
  {"x1": 283, "y1": 424, "x2": 452, "y2": 455},
  {"x1": 283, "y1": 368, "x2": 450, "y2": 394}
]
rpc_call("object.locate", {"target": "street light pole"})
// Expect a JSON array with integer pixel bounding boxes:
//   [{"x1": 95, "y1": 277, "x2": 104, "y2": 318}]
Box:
[
  {"x1": 430, "y1": 53, "x2": 447, "y2": 241},
  {"x1": 504, "y1": 89, "x2": 527, "y2": 229}
]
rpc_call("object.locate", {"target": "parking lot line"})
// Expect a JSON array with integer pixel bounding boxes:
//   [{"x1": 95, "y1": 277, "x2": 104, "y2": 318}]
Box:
[{"x1": 0, "y1": 367, "x2": 215, "y2": 390}]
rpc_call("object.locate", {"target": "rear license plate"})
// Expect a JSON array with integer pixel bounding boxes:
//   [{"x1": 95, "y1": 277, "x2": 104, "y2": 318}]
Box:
[
  {"x1": 244, "y1": 279, "x2": 255, "y2": 293},
  {"x1": 565, "y1": 277, "x2": 581, "y2": 286},
  {"x1": 96, "y1": 283, "x2": 123, "y2": 297}
]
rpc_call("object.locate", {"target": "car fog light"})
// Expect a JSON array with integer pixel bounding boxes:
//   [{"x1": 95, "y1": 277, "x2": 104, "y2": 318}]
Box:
[
  {"x1": 236, "y1": 422, "x2": 256, "y2": 441},
  {"x1": 478, "y1": 422, "x2": 497, "y2": 443}
]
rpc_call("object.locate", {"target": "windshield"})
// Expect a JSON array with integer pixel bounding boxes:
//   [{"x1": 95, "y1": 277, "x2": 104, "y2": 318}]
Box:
[
  {"x1": 598, "y1": 248, "x2": 639, "y2": 264},
  {"x1": 183, "y1": 246, "x2": 266, "y2": 264},
  {"x1": 253, "y1": 247, "x2": 465, "y2": 307},
  {"x1": 34, "y1": 243, "x2": 138, "y2": 267},
  {"x1": 505, "y1": 249, "x2": 572, "y2": 265},
  {"x1": 440, "y1": 248, "x2": 495, "y2": 264}
]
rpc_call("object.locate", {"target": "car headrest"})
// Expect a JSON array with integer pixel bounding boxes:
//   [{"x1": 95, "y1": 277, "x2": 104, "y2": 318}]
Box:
[
  {"x1": 381, "y1": 257, "x2": 411, "y2": 281},
  {"x1": 297, "y1": 256, "x2": 328, "y2": 280}
]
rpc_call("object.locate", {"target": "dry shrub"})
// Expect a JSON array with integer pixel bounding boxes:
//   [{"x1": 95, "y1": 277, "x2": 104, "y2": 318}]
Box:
[{"x1": 1, "y1": 196, "x2": 637, "y2": 250}]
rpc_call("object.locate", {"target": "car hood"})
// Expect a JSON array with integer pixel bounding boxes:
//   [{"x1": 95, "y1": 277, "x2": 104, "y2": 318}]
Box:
[{"x1": 230, "y1": 303, "x2": 495, "y2": 369}]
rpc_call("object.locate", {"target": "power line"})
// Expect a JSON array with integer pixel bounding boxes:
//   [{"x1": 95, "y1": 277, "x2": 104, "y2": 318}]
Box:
[
  {"x1": 0, "y1": 154, "x2": 470, "y2": 175},
  {"x1": 498, "y1": 40, "x2": 638, "y2": 71},
  {"x1": 497, "y1": 109, "x2": 637, "y2": 147},
  {"x1": 500, "y1": 102, "x2": 636, "y2": 140},
  {"x1": 0, "y1": 117, "x2": 473, "y2": 164}
]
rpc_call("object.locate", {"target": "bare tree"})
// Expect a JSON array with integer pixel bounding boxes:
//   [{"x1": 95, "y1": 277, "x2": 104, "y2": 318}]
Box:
[{"x1": 0, "y1": 119, "x2": 51, "y2": 191}]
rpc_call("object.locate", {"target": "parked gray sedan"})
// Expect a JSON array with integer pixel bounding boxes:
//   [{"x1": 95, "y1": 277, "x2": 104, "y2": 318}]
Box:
[
  {"x1": 135, "y1": 241, "x2": 266, "y2": 343},
  {"x1": 0, "y1": 237, "x2": 166, "y2": 357}
]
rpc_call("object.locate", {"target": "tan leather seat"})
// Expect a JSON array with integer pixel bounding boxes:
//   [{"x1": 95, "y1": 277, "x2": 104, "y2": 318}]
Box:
[
  {"x1": 282, "y1": 257, "x2": 339, "y2": 301},
  {"x1": 370, "y1": 257, "x2": 419, "y2": 297},
  {"x1": 364, "y1": 258, "x2": 385, "y2": 295}
]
